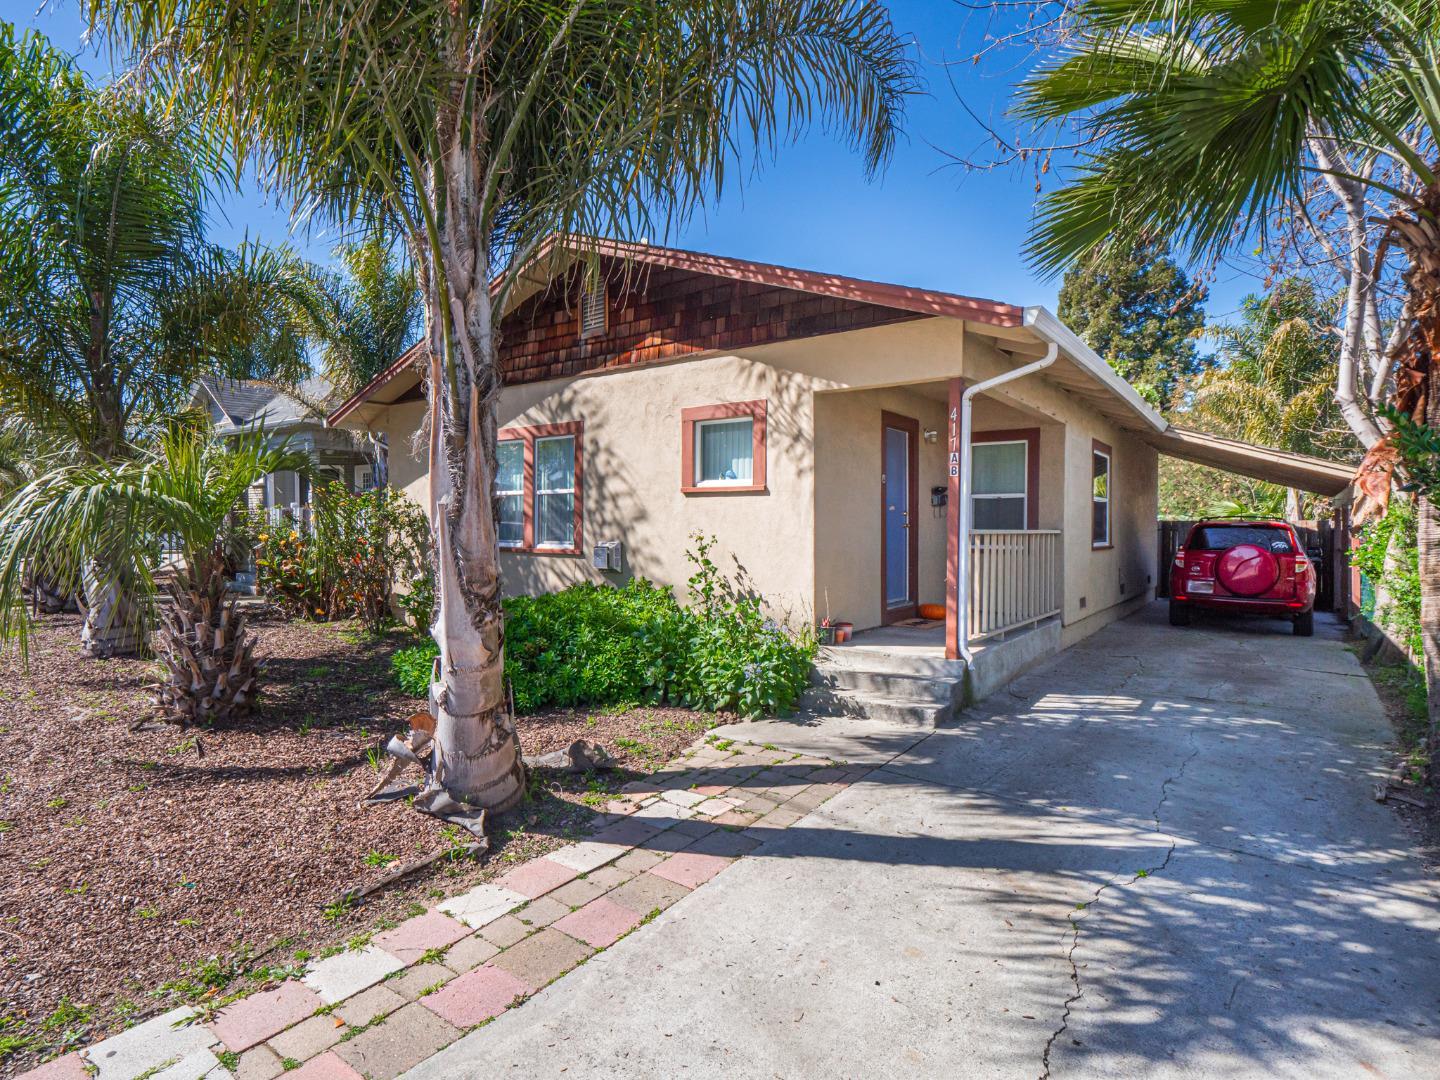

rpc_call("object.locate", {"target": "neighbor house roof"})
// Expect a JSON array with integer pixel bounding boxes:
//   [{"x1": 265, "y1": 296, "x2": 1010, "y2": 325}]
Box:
[{"x1": 195, "y1": 375, "x2": 336, "y2": 433}]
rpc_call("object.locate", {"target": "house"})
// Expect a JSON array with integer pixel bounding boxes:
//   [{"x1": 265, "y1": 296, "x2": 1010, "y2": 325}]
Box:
[
  {"x1": 192, "y1": 376, "x2": 378, "y2": 514},
  {"x1": 327, "y1": 238, "x2": 1354, "y2": 699}
]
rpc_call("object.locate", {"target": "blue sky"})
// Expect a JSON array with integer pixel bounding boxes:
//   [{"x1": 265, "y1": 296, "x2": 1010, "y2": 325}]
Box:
[{"x1": 18, "y1": 0, "x2": 1262, "y2": 321}]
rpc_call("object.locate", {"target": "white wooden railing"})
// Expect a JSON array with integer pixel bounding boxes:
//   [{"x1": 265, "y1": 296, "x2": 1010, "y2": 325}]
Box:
[{"x1": 968, "y1": 530, "x2": 1061, "y2": 642}]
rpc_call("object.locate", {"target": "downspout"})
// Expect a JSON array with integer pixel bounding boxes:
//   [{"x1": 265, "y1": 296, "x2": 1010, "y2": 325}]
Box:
[{"x1": 955, "y1": 341, "x2": 1059, "y2": 663}]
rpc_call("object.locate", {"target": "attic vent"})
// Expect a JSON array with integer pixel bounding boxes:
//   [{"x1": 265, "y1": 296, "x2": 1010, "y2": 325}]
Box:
[{"x1": 580, "y1": 283, "x2": 607, "y2": 338}]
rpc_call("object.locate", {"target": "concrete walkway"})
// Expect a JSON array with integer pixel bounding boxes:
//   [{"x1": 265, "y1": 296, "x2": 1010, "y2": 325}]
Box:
[{"x1": 404, "y1": 602, "x2": 1440, "y2": 1079}]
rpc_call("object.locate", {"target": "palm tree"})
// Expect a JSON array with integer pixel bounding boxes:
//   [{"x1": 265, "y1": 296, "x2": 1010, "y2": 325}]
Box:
[
  {"x1": 0, "y1": 426, "x2": 309, "y2": 725},
  {"x1": 87, "y1": 0, "x2": 915, "y2": 813},
  {"x1": 1184, "y1": 278, "x2": 1355, "y2": 516},
  {"x1": 0, "y1": 27, "x2": 311, "y2": 655},
  {"x1": 1014, "y1": 0, "x2": 1440, "y2": 779}
]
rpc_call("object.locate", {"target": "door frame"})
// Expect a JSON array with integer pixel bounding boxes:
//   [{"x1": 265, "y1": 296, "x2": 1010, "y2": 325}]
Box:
[{"x1": 880, "y1": 410, "x2": 920, "y2": 625}]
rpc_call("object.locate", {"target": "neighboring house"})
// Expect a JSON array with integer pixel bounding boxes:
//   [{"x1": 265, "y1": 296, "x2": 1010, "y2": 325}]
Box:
[
  {"x1": 192, "y1": 376, "x2": 377, "y2": 514},
  {"x1": 328, "y1": 238, "x2": 1353, "y2": 678}
]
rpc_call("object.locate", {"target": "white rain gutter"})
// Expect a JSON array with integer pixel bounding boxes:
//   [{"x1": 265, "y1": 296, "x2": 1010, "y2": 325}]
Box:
[{"x1": 955, "y1": 338, "x2": 1059, "y2": 663}]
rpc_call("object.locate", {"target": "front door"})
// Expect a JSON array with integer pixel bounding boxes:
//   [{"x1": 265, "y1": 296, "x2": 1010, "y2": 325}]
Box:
[{"x1": 881, "y1": 412, "x2": 919, "y2": 623}]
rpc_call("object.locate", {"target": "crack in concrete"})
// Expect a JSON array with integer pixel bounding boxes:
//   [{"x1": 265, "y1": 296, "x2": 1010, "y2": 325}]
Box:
[{"x1": 1038, "y1": 731, "x2": 1201, "y2": 1080}]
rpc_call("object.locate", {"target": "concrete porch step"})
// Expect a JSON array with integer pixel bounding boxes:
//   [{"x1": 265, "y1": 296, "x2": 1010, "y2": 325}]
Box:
[
  {"x1": 809, "y1": 665, "x2": 959, "y2": 704},
  {"x1": 799, "y1": 685, "x2": 956, "y2": 729},
  {"x1": 818, "y1": 644, "x2": 968, "y2": 679}
]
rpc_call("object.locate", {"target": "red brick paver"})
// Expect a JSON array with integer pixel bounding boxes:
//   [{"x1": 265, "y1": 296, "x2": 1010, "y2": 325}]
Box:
[
  {"x1": 15, "y1": 1053, "x2": 88, "y2": 1080},
  {"x1": 651, "y1": 851, "x2": 732, "y2": 889},
  {"x1": 209, "y1": 979, "x2": 322, "y2": 1052},
  {"x1": 553, "y1": 897, "x2": 644, "y2": 948},
  {"x1": 287, "y1": 1050, "x2": 367, "y2": 1079},
  {"x1": 496, "y1": 856, "x2": 579, "y2": 898},
  {"x1": 420, "y1": 965, "x2": 532, "y2": 1028},
  {"x1": 374, "y1": 909, "x2": 472, "y2": 964}
]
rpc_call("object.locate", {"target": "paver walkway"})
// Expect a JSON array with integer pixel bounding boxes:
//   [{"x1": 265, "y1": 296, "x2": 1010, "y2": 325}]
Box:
[
  {"x1": 400, "y1": 603, "x2": 1440, "y2": 1078},
  {"x1": 23, "y1": 744, "x2": 866, "y2": 1080}
]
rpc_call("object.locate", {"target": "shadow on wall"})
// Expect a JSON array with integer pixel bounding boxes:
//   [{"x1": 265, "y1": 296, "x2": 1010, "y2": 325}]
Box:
[{"x1": 499, "y1": 358, "x2": 818, "y2": 629}]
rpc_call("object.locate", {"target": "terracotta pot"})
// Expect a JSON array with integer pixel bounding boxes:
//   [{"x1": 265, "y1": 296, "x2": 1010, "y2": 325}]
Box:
[{"x1": 834, "y1": 621, "x2": 854, "y2": 643}]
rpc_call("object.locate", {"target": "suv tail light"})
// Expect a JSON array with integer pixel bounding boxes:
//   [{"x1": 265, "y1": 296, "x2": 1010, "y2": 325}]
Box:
[{"x1": 1173, "y1": 547, "x2": 1186, "y2": 568}]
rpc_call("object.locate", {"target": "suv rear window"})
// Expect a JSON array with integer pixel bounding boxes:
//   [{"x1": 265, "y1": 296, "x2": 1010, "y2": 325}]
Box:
[{"x1": 1189, "y1": 525, "x2": 1293, "y2": 553}]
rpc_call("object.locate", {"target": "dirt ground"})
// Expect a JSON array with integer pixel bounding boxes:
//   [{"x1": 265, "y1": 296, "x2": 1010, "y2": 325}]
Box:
[
  {"x1": 1355, "y1": 639, "x2": 1440, "y2": 871},
  {"x1": 0, "y1": 613, "x2": 718, "y2": 1074}
]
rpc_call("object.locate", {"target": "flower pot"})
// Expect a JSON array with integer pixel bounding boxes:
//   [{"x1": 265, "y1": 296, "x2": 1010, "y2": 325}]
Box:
[
  {"x1": 834, "y1": 621, "x2": 854, "y2": 643},
  {"x1": 817, "y1": 624, "x2": 837, "y2": 645}
]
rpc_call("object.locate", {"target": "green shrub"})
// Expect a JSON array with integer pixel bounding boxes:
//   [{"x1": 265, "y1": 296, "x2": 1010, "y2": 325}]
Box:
[
  {"x1": 257, "y1": 484, "x2": 429, "y2": 632},
  {"x1": 1355, "y1": 501, "x2": 1421, "y2": 655},
  {"x1": 391, "y1": 640, "x2": 439, "y2": 696},
  {"x1": 389, "y1": 535, "x2": 816, "y2": 719}
]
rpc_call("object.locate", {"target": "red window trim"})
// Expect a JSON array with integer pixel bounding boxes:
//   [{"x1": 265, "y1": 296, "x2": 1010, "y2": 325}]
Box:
[
  {"x1": 971, "y1": 427, "x2": 1040, "y2": 531},
  {"x1": 680, "y1": 400, "x2": 768, "y2": 495},
  {"x1": 1091, "y1": 438, "x2": 1113, "y2": 550},
  {"x1": 495, "y1": 420, "x2": 584, "y2": 556}
]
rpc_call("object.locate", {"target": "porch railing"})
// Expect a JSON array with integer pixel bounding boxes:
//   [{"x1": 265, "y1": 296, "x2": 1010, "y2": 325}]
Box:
[{"x1": 968, "y1": 530, "x2": 1061, "y2": 642}]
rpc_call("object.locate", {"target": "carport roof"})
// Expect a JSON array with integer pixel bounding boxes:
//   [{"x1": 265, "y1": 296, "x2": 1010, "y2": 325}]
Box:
[{"x1": 1145, "y1": 425, "x2": 1356, "y2": 498}]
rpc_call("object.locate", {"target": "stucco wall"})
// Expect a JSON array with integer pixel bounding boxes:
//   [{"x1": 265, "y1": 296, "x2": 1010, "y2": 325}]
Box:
[{"x1": 493, "y1": 353, "x2": 816, "y2": 621}]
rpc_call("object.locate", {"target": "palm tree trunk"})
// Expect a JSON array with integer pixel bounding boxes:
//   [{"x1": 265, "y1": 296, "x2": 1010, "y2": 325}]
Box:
[
  {"x1": 155, "y1": 551, "x2": 259, "y2": 726},
  {"x1": 417, "y1": 163, "x2": 525, "y2": 813},
  {"x1": 79, "y1": 557, "x2": 144, "y2": 658}
]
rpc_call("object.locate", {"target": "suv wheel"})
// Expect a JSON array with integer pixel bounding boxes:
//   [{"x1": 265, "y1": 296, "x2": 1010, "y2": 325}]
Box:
[
  {"x1": 1169, "y1": 600, "x2": 1192, "y2": 627},
  {"x1": 1293, "y1": 611, "x2": 1314, "y2": 637}
]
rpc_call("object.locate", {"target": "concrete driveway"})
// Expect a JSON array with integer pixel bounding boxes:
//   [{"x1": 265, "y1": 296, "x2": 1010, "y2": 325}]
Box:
[{"x1": 404, "y1": 602, "x2": 1440, "y2": 1079}]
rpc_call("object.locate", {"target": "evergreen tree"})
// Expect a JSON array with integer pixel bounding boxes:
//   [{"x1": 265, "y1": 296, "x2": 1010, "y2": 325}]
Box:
[{"x1": 1057, "y1": 238, "x2": 1208, "y2": 405}]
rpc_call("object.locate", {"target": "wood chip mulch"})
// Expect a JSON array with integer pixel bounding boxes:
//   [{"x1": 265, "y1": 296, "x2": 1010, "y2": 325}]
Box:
[{"x1": 0, "y1": 613, "x2": 719, "y2": 1074}]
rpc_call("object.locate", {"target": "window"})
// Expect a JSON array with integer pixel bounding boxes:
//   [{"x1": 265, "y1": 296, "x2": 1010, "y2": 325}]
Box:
[
  {"x1": 971, "y1": 441, "x2": 1027, "y2": 529},
  {"x1": 1092, "y1": 441, "x2": 1112, "y2": 548},
  {"x1": 494, "y1": 421, "x2": 583, "y2": 554},
  {"x1": 680, "y1": 401, "x2": 767, "y2": 494},
  {"x1": 496, "y1": 440, "x2": 525, "y2": 548},
  {"x1": 356, "y1": 465, "x2": 373, "y2": 491},
  {"x1": 535, "y1": 435, "x2": 577, "y2": 548},
  {"x1": 580, "y1": 283, "x2": 607, "y2": 338},
  {"x1": 1190, "y1": 525, "x2": 1292, "y2": 552}
]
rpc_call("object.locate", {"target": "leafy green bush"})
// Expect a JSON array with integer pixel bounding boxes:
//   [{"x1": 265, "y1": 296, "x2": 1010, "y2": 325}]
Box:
[
  {"x1": 1355, "y1": 500, "x2": 1421, "y2": 655},
  {"x1": 257, "y1": 484, "x2": 429, "y2": 632},
  {"x1": 391, "y1": 639, "x2": 439, "y2": 696},
  {"x1": 390, "y1": 535, "x2": 817, "y2": 719}
]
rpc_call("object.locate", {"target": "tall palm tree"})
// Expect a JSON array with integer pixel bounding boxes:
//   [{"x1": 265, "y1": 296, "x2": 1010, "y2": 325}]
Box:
[
  {"x1": 0, "y1": 426, "x2": 309, "y2": 724},
  {"x1": 1013, "y1": 0, "x2": 1440, "y2": 779},
  {"x1": 1185, "y1": 278, "x2": 1355, "y2": 516},
  {"x1": 88, "y1": 0, "x2": 916, "y2": 814},
  {"x1": 0, "y1": 27, "x2": 312, "y2": 655}
]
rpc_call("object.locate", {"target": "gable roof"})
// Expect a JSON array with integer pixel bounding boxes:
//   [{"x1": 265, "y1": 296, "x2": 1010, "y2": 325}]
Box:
[
  {"x1": 196, "y1": 375, "x2": 336, "y2": 432},
  {"x1": 327, "y1": 239, "x2": 1027, "y2": 428}
]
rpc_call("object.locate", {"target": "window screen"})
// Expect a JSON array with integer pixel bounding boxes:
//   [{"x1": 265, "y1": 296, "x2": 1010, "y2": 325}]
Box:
[
  {"x1": 535, "y1": 435, "x2": 576, "y2": 548},
  {"x1": 696, "y1": 418, "x2": 754, "y2": 485},
  {"x1": 972, "y1": 441, "x2": 1027, "y2": 530},
  {"x1": 1092, "y1": 449, "x2": 1110, "y2": 546},
  {"x1": 496, "y1": 440, "x2": 524, "y2": 547}
]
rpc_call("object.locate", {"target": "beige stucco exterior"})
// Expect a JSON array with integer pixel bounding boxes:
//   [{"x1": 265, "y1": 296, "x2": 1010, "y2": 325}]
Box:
[{"x1": 354, "y1": 314, "x2": 1160, "y2": 650}]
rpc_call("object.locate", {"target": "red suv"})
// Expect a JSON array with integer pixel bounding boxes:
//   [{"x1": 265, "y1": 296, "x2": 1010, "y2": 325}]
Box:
[{"x1": 1169, "y1": 519, "x2": 1317, "y2": 636}]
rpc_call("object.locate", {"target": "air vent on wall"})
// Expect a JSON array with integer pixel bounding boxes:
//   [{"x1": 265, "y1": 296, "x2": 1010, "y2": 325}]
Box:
[{"x1": 580, "y1": 283, "x2": 607, "y2": 338}]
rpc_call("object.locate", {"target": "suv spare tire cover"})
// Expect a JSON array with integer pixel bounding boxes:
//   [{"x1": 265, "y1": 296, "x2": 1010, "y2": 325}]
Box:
[{"x1": 1217, "y1": 544, "x2": 1280, "y2": 597}]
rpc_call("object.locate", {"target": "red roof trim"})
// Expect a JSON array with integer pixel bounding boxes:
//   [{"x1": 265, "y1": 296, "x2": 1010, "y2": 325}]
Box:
[
  {"x1": 325, "y1": 341, "x2": 426, "y2": 427},
  {"x1": 575, "y1": 237, "x2": 1023, "y2": 328},
  {"x1": 328, "y1": 237, "x2": 1026, "y2": 425}
]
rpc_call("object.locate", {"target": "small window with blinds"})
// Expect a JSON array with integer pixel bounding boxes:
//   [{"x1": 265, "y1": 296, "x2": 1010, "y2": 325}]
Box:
[
  {"x1": 681, "y1": 401, "x2": 767, "y2": 494},
  {"x1": 580, "y1": 282, "x2": 607, "y2": 338}
]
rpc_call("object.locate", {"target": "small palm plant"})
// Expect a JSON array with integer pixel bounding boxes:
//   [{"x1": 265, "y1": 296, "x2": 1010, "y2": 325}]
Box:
[{"x1": 0, "y1": 425, "x2": 308, "y2": 725}]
